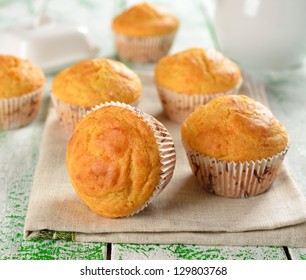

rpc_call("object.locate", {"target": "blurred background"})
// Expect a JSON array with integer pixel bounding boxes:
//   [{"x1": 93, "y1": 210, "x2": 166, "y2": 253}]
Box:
[
  {"x1": 1, "y1": 0, "x2": 306, "y2": 80},
  {"x1": 0, "y1": 0, "x2": 217, "y2": 73}
]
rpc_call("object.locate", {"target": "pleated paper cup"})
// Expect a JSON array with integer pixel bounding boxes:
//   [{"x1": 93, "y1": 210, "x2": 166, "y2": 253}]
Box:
[
  {"x1": 51, "y1": 94, "x2": 88, "y2": 133},
  {"x1": 88, "y1": 101, "x2": 176, "y2": 217},
  {"x1": 0, "y1": 87, "x2": 44, "y2": 130},
  {"x1": 51, "y1": 93, "x2": 141, "y2": 133},
  {"x1": 183, "y1": 142, "x2": 289, "y2": 198},
  {"x1": 114, "y1": 31, "x2": 177, "y2": 63},
  {"x1": 156, "y1": 78, "x2": 243, "y2": 123}
]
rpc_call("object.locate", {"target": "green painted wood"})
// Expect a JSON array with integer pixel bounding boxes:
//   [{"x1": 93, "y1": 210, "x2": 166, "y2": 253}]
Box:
[
  {"x1": 111, "y1": 244, "x2": 287, "y2": 260},
  {"x1": 263, "y1": 70, "x2": 306, "y2": 260},
  {"x1": 288, "y1": 248, "x2": 306, "y2": 260}
]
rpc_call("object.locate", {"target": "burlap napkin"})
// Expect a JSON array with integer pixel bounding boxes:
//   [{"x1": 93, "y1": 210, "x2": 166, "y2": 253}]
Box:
[{"x1": 24, "y1": 74, "x2": 306, "y2": 247}]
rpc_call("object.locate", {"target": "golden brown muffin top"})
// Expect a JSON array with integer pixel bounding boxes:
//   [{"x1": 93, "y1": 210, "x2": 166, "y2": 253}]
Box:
[
  {"x1": 66, "y1": 105, "x2": 161, "y2": 218},
  {"x1": 112, "y1": 2, "x2": 179, "y2": 37},
  {"x1": 155, "y1": 48, "x2": 241, "y2": 94},
  {"x1": 52, "y1": 58, "x2": 142, "y2": 108},
  {"x1": 181, "y1": 95, "x2": 289, "y2": 162},
  {"x1": 0, "y1": 55, "x2": 45, "y2": 98}
]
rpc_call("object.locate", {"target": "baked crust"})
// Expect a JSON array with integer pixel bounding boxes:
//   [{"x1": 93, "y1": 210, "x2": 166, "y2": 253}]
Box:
[
  {"x1": 181, "y1": 95, "x2": 289, "y2": 162},
  {"x1": 155, "y1": 48, "x2": 241, "y2": 94},
  {"x1": 52, "y1": 58, "x2": 142, "y2": 108},
  {"x1": 66, "y1": 105, "x2": 161, "y2": 218},
  {"x1": 112, "y1": 2, "x2": 179, "y2": 37},
  {"x1": 0, "y1": 55, "x2": 45, "y2": 98}
]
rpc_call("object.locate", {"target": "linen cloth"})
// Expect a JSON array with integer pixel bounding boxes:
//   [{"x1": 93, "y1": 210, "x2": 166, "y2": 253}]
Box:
[{"x1": 24, "y1": 74, "x2": 306, "y2": 247}]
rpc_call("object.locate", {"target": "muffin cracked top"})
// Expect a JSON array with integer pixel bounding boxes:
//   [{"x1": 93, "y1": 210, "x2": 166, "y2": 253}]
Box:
[
  {"x1": 181, "y1": 95, "x2": 289, "y2": 162},
  {"x1": 112, "y1": 2, "x2": 179, "y2": 37},
  {"x1": 0, "y1": 55, "x2": 45, "y2": 98},
  {"x1": 52, "y1": 58, "x2": 142, "y2": 108},
  {"x1": 155, "y1": 48, "x2": 241, "y2": 94}
]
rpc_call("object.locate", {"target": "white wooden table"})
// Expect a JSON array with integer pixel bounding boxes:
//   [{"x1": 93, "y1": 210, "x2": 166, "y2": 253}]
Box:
[{"x1": 0, "y1": 0, "x2": 305, "y2": 260}]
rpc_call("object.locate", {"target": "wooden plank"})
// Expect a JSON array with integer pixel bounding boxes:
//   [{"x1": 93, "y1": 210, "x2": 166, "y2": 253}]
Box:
[
  {"x1": 0, "y1": 239, "x2": 107, "y2": 260},
  {"x1": 288, "y1": 248, "x2": 306, "y2": 260},
  {"x1": 111, "y1": 244, "x2": 287, "y2": 260},
  {"x1": 265, "y1": 73, "x2": 306, "y2": 260},
  {"x1": 0, "y1": 96, "x2": 107, "y2": 260}
]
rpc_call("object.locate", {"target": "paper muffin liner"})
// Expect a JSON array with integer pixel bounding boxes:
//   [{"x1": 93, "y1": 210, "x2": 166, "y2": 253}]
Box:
[
  {"x1": 0, "y1": 87, "x2": 44, "y2": 130},
  {"x1": 156, "y1": 78, "x2": 243, "y2": 123},
  {"x1": 183, "y1": 142, "x2": 289, "y2": 198},
  {"x1": 86, "y1": 101, "x2": 176, "y2": 217},
  {"x1": 114, "y1": 31, "x2": 177, "y2": 63},
  {"x1": 51, "y1": 93, "x2": 141, "y2": 133}
]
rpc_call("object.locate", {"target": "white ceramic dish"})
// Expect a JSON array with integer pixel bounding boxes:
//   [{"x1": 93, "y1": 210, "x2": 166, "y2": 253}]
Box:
[{"x1": 0, "y1": 16, "x2": 99, "y2": 74}]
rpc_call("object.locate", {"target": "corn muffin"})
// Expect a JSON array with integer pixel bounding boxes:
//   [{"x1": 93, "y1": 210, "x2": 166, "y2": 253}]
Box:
[
  {"x1": 0, "y1": 55, "x2": 45, "y2": 130},
  {"x1": 66, "y1": 102, "x2": 176, "y2": 218},
  {"x1": 155, "y1": 48, "x2": 242, "y2": 122},
  {"x1": 112, "y1": 2, "x2": 179, "y2": 63},
  {"x1": 51, "y1": 58, "x2": 142, "y2": 132},
  {"x1": 181, "y1": 95, "x2": 289, "y2": 198}
]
